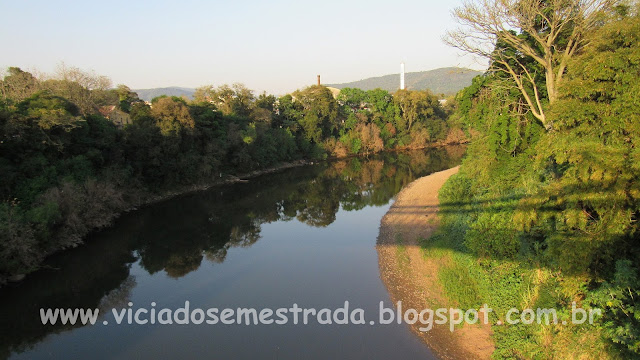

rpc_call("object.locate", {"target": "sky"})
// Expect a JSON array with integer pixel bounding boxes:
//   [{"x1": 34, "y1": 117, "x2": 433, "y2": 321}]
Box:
[{"x1": 0, "y1": 0, "x2": 485, "y2": 95}]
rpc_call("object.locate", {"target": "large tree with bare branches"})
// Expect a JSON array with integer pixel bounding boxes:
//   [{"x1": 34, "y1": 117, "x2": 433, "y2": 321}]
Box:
[{"x1": 445, "y1": 0, "x2": 617, "y2": 129}]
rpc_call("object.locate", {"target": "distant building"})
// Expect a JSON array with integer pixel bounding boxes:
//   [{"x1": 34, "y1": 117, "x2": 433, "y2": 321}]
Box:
[
  {"x1": 326, "y1": 87, "x2": 341, "y2": 99},
  {"x1": 99, "y1": 106, "x2": 132, "y2": 129}
]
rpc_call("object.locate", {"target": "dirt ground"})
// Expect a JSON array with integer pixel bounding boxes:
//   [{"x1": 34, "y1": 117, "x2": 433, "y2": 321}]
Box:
[{"x1": 376, "y1": 166, "x2": 495, "y2": 359}]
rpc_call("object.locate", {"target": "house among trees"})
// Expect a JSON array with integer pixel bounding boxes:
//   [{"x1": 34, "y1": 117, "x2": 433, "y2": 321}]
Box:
[{"x1": 99, "y1": 105, "x2": 132, "y2": 128}]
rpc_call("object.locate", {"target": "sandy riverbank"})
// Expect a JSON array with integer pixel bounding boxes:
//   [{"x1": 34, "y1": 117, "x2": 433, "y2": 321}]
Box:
[{"x1": 376, "y1": 166, "x2": 494, "y2": 359}]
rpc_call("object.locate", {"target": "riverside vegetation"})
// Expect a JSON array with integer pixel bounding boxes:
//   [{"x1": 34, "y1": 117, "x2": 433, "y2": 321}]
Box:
[
  {"x1": 425, "y1": 1, "x2": 640, "y2": 358},
  {"x1": 0, "y1": 67, "x2": 464, "y2": 281}
]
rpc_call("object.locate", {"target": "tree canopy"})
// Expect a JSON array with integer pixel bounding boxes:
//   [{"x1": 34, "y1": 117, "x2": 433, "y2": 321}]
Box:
[{"x1": 445, "y1": 0, "x2": 617, "y2": 128}]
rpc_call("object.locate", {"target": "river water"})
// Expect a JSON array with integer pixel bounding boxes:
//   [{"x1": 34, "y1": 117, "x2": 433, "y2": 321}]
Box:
[{"x1": 0, "y1": 147, "x2": 465, "y2": 360}]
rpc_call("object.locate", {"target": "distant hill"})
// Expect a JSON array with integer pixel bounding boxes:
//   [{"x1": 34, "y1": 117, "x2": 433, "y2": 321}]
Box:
[
  {"x1": 133, "y1": 87, "x2": 195, "y2": 102},
  {"x1": 327, "y1": 67, "x2": 483, "y2": 96},
  {"x1": 131, "y1": 67, "x2": 481, "y2": 101}
]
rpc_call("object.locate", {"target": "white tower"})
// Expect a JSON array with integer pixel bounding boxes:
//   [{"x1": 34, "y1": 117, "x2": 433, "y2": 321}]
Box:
[{"x1": 400, "y1": 63, "x2": 405, "y2": 90}]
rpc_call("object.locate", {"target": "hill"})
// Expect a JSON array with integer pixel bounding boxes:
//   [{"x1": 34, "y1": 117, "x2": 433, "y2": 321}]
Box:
[
  {"x1": 326, "y1": 67, "x2": 483, "y2": 95},
  {"x1": 133, "y1": 87, "x2": 195, "y2": 102},
  {"x1": 131, "y1": 67, "x2": 482, "y2": 101}
]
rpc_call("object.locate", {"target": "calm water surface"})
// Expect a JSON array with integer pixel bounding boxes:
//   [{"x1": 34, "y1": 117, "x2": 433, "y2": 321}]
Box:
[{"x1": 0, "y1": 147, "x2": 465, "y2": 360}]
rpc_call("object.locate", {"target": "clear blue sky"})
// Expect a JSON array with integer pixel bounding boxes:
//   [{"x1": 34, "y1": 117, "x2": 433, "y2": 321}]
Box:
[{"x1": 1, "y1": 0, "x2": 483, "y2": 94}]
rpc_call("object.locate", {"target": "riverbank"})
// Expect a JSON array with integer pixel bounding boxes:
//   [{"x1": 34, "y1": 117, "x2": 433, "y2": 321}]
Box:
[
  {"x1": 129, "y1": 159, "x2": 311, "y2": 210},
  {"x1": 376, "y1": 166, "x2": 494, "y2": 359},
  {"x1": 1, "y1": 159, "x2": 311, "y2": 286}
]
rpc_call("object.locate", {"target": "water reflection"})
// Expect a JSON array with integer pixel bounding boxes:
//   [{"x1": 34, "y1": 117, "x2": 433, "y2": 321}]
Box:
[{"x1": 0, "y1": 147, "x2": 465, "y2": 359}]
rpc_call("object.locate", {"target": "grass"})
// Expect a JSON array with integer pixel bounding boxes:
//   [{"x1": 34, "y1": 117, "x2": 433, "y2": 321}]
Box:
[{"x1": 419, "y1": 209, "x2": 619, "y2": 359}]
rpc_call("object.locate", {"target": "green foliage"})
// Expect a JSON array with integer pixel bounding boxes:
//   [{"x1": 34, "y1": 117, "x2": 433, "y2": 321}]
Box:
[
  {"x1": 588, "y1": 260, "x2": 640, "y2": 356},
  {"x1": 292, "y1": 85, "x2": 340, "y2": 143},
  {"x1": 18, "y1": 92, "x2": 82, "y2": 130},
  {"x1": 465, "y1": 211, "x2": 521, "y2": 259},
  {"x1": 150, "y1": 96, "x2": 195, "y2": 135},
  {"x1": 115, "y1": 84, "x2": 141, "y2": 112},
  {"x1": 337, "y1": 87, "x2": 367, "y2": 111},
  {"x1": 1, "y1": 67, "x2": 40, "y2": 103},
  {"x1": 428, "y1": 13, "x2": 640, "y2": 359}
]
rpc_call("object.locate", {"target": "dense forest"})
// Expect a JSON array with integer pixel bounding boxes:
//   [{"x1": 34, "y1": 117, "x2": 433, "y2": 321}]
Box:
[
  {"x1": 427, "y1": 1, "x2": 640, "y2": 358},
  {"x1": 0, "y1": 66, "x2": 461, "y2": 281}
]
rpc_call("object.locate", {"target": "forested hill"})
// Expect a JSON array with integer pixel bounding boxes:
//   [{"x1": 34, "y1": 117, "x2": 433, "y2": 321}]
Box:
[
  {"x1": 134, "y1": 87, "x2": 195, "y2": 102},
  {"x1": 327, "y1": 67, "x2": 482, "y2": 95}
]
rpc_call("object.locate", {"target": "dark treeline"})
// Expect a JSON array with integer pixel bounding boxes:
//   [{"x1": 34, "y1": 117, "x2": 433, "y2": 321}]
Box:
[
  {"x1": 432, "y1": 2, "x2": 640, "y2": 358},
  {"x1": 0, "y1": 66, "x2": 462, "y2": 280},
  {"x1": 0, "y1": 149, "x2": 464, "y2": 359}
]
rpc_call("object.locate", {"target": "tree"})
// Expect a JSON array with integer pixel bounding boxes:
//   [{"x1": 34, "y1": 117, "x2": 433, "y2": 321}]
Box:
[
  {"x1": 229, "y1": 83, "x2": 255, "y2": 117},
  {"x1": 1, "y1": 67, "x2": 40, "y2": 102},
  {"x1": 193, "y1": 85, "x2": 215, "y2": 104},
  {"x1": 115, "y1": 85, "x2": 141, "y2": 112},
  {"x1": 150, "y1": 97, "x2": 195, "y2": 135},
  {"x1": 251, "y1": 92, "x2": 276, "y2": 124},
  {"x1": 337, "y1": 88, "x2": 367, "y2": 112},
  {"x1": 517, "y1": 12, "x2": 640, "y2": 274},
  {"x1": 393, "y1": 89, "x2": 441, "y2": 132},
  {"x1": 365, "y1": 88, "x2": 395, "y2": 121},
  {"x1": 18, "y1": 92, "x2": 83, "y2": 130},
  {"x1": 42, "y1": 65, "x2": 112, "y2": 116},
  {"x1": 255, "y1": 92, "x2": 277, "y2": 112},
  {"x1": 55, "y1": 64, "x2": 112, "y2": 92},
  {"x1": 275, "y1": 94, "x2": 303, "y2": 131},
  {"x1": 292, "y1": 86, "x2": 340, "y2": 143},
  {"x1": 204, "y1": 83, "x2": 255, "y2": 116},
  {"x1": 356, "y1": 123, "x2": 384, "y2": 154},
  {"x1": 445, "y1": 0, "x2": 616, "y2": 129}
]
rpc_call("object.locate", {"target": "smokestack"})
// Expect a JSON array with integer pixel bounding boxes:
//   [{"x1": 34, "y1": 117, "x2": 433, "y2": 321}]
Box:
[
  {"x1": 400, "y1": 63, "x2": 405, "y2": 90},
  {"x1": 317, "y1": 75, "x2": 321, "y2": 86}
]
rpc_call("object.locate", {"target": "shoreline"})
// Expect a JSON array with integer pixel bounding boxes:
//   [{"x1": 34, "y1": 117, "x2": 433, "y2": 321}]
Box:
[
  {"x1": 127, "y1": 139, "x2": 470, "y2": 212},
  {"x1": 376, "y1": 166, "x2": 494, "y2": 359},
  {"x1": 128, "y1": 159, "x2": 312, "y2": 211},
  {"x1": 117, "y1": 138, "x2": 469, "y2": 214},
  {"x1": 2, "y1": 159, "x2": 311, "y2": 286}
]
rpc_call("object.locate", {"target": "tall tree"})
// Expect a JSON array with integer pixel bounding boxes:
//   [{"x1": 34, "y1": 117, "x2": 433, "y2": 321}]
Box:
[
  {"x1": 150, "y1": 97, "x2": 195, "y2": 135},
  {"x1": 204, "y1": 83, "x2": 255, "y2": 116},
  {"x1": 292, "y1": 86, "x2": 340, "y2": 143},
  {"x1": 1, "y1": 67, "x2": 40, "y2": 102},
  {"x1": 115, "y1": 85, "x2": 141, "y2": 112},
  {"x1": 337, "y1": 88, "x2": 367, "y2": 112},
  {"x1": 193, "y1": 85, "x2": 215, "y2": 104},
  {"x1": 393, "y1": 89, "x2": 441, "y2": 132},
  {"x1": 445, "y1": 0, "x2": 616, "y2": 129},
  {"x1": 42, "y1": 65, "x2": 112, "y2": 116}
]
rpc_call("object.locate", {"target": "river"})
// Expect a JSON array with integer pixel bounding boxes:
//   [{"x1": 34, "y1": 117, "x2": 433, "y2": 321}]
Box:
[{"x1": 0, "y1": 147, "x2": 465, "y2": 360}]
